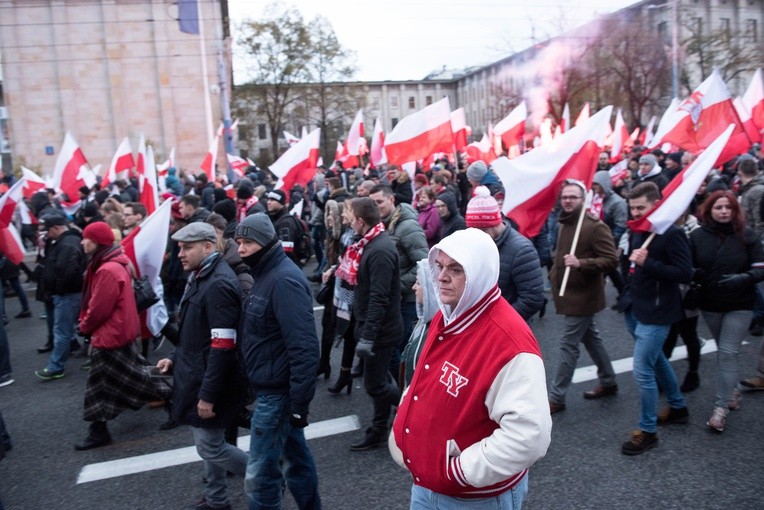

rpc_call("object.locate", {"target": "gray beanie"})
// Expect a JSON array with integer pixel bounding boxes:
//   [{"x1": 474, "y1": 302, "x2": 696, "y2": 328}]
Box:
[
  {"x1": 639, "y1": 154, "x2": 657, "y2": 166},
  {"x1": 235, "y1": 213, "x2": 276, "y2": 246},
  {"x1": 467, "y1": 161, "x2": 488, "y2": 182}
]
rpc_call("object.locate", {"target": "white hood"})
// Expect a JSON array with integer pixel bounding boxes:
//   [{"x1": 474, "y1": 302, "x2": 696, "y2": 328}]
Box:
[{"x1": 428, "y1": 228, "x2": 500, "y2": 326}]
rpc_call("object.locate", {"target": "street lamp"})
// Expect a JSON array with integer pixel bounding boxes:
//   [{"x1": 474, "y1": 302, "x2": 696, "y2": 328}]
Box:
[{"x1": 647, "y1": 1, "x2": 680, "y2": 99}]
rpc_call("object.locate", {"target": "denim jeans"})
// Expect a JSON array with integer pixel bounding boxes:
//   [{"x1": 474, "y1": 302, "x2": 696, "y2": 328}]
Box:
[
  {"x1": 410, "y1": 474, "x2": 528, "y2": 510},
  {"x1": 46, "y1": 293, "x2": 81, "y2": 373},
  {"x1": 624, "y1": 311, "x2": 685, "y2": 433},
  {"x1": 4, "y1": 277, "x2": 29, "y2": 313},
  {"x1": 191, "y1": 426, "x2": 247, "y2": 508},
  {"x1": 311, "y1": 224, "x2": 325, "y2": 271},
  {"x1": 0, "y1": 321, "x2": 10, "y2": 378},
  {"x1": 245, "y1": 394, "x2": 320, "y2": 510},
  {"x1": 701, "y1": 310, "x2": 751, "y2": 410}
]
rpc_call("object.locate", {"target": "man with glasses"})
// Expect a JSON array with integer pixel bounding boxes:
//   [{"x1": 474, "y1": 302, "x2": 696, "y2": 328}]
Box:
[{"x1": 122, "y1": 202, "x2": 147, "y2": 237}]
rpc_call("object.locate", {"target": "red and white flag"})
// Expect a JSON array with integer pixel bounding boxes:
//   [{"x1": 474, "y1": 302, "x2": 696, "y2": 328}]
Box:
[
  {"x1": 641, "y1": 115, "x2": 657, "y2": 147},
  {"x1": 271, "y1": 128, "x2": 320, "y2": 192},
  {"x1": 199, "y1": 134, "x2": 219, "y2": 182},
  {"x1": 0, "y1": 178, "x2": 27, "y2": 228},
  {"x1": 650, "y1": 69, "x2": 749, "y2": 164},
  {"x1": 227, "y1": 153, "x2": 250, "y2": 180},
  {"x1": 575, "y1": 103, "x2": 590, "y2": 126},
  {"x1": 346, "y1": 109, "x2": 365, "y2": 156},
  {"x1": 135, "y1": 134, "x2": 147, "y2": 180},
  {"x1": 741, "y1": 68, "x2": 764, "y2": 134},
  {"x1": 0, "y1": 225, "x2": 25, "y2": 265},
  {"x1": 610, "y1": 109, "x2": 630, "y2": 160},
  {"x1": 561, "y1": 103, "x2": 571, "y2": 133},
  {"x1": 52, "y1": 132, "x2": 95, "y2": 201},
  {"x1": 284, "y1": 131, "x2": 301, "y2": 146},
  {"x1": 629, "y1": 125, "x2": 735, "y2": 234},
  {"x1": 385, "y1": 97, "x2": 453, "y2": 165},
  {"x1": 450, "y1": 108, "x2": 469, "y2": 151},
  {"x1": 333, "y1": 140, "x2": 359, "y2": 169},
  {"x1": 734, "y1": 98, "x2": 761, "y2": 145},
  {"x1": 102, "y1": 137, "x2": 135, "y2": 188},
  {"x1": 464, "y1": 133, "x2": 498, "y2": 164},
  {"x1": 139, "y1": 145, "x2": 159, "y2": 215},
  {"x1": 494, "y1": 101, "x2": 527, "y2": 149},
  {"x1": 493, "y1": 106, "x2": 613, "y2": 238},
  {"x1": 156, "y1": 147, "x2": 175, "y2": 192},
  {"x1": 121, "y1": 198, "x2": 172, "y2": 336},
  {"x1": 21, "y1": 167, "x2": 46, "y2": 198},
  {"x1": 370, "y1": 118, "x2": 387, "y2": 166}
]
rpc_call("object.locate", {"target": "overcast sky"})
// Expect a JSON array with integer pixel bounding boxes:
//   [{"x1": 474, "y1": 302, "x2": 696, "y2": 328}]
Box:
[{"x1": 228, "y1": 0, "x2": 639, "y2": 83}]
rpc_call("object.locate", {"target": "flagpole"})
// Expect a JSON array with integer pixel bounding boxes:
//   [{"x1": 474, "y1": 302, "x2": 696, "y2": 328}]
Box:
[
  {"x1": 640, "y1": 232, "x2": 657, "y2": 250},
  {"x1": 559, "y1": 199, "x2": 589, "y2": 298}
]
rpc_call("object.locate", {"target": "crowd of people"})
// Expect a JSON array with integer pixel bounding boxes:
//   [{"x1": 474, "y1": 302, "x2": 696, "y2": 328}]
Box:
[{"x1": 0, "y1": 139, "x2": 763, "y2": 509}]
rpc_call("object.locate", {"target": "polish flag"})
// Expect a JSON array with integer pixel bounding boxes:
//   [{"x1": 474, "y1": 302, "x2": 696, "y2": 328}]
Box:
[
  {"x1": 608, "y1": 159, "x2": 630, "y2": 186},
  {"x1": 610, "y1": 109, "x2": 630, "y2": 159},
  {"x1": 492, "y1": 106, "x2": 613, "y2": 238},
  {"x1": 0, "y1": 178, "x2": 27, "y2": 228},
  {"x1": 102, "y1": 137, "x2": 135, "y2": 188},
  {"x1": 464, "y1": 133, "x2": 498, "y2": 164},
  {"x1": 561, "y1": 103, "x2": 571, "y2": 133},
  {"x1": 227, "y1": 153, "x2": 250, "y2": 180},
  {"x1": 370, "y1": 118, "x2": 387, "y2": 166},
  {"x1": 156, "y1": 147, "x2": 175, "y2": 192},
  {"x1": 575, "y1": 103, "x2": 590, "y2": 126},
  {"x1": 734, "y1": 98, "x2": 761, "y2": 145},
  {"x1": 199, "y1": 134, "x2": 219, "y2": 182},
  {"x1": 21, "y1": 167, "x2": 46, "y2": 198},
  {"x1": 346, "y1": 109, "x2": 365, "y2": 156},
  {"x1": 333, "y1": 140, "x2": 359, "y2": 169},
  {"x1": 301, "y1": 126, "x2": 308, "y2": 139},
  {"x1": 139, "y1": 145, "x2": 159, "y2": 215},
  {"x1": 271, "y1": 128, "x2": 320, "y2": 191},
  {"x1": 284, "y1": 131, "x2": 301, "y2": 146},
  {"x1": 641, "y1": 115, "x2": 657, "y2": 147},
  {"x1": 0, "y1": 225, "x2": 26, "y2": 265},
  {"x1": 121, "y1": 198, "x2": 172, "y2": 336},
  {"x1": 135, "y1": 134, "x2": 147, "y2": 180},
  {"x1": 629, "y1": 125, "x2": 734, "y2": 234},
  {"x1": 494, "y1": 101, "x2": 527, "y2": 149},
  {"x1": 52, "y1": 132, "x2": 96, "y2": 201},
  {"x1": 741, "y1": 68, "x2": 764, "y2": 134},
  {"x1": 650, "y1": 69, "x2": 749, "y2": 164},
  {"x1": 385, "y1": 97, "x2": 453, "y2": 165},
  {"x1": 450, "y1": 108, "x2": 469, "y2": 151}
]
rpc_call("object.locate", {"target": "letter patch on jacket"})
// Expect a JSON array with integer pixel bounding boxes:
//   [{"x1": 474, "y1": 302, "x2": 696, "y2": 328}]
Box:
[{"x1": 440, "y1": 361, "x2": 469, "y2": 397}]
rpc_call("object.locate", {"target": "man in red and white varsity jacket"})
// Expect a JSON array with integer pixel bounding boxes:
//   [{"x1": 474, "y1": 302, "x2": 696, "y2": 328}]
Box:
[{"x1": 390, "y1": 228, "x2": 552, "y2": 507}]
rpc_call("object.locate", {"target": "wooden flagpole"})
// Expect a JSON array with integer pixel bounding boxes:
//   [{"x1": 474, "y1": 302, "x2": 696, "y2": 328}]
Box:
[{"x1": 559, "y1": 189, "x2": 592, "y2": 297}]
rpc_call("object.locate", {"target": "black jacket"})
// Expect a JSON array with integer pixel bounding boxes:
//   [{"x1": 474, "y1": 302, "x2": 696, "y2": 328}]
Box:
[
  {"x1": 494, "y1": 222, "x2": 545, "y2": 320},
  {"x1": 690, "y1": 223, "x2": 764, "y2": 313},
  {"x1": 40, "y1": 229, "x2": 85, "y2": 296},
  {"x1": 438, "y1": 192, "x2": 466, "y2": 240},
  {"x1": 172, "y1": 253, "x2": 242, "y2": 428},
  {"x1": 239, "y1": 243, "x2": 318, "y2": 416},
  {"x1": 269, "y1": 207, "x2": 302, "y2": 263},
  {"x1": 353, "y1": 231, "x2": 403, "y2": 348}
]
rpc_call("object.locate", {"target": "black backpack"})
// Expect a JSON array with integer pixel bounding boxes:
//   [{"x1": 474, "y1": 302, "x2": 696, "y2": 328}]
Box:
[{"x1": 289, "y1": 214, "x2": 314, "y2": 267}]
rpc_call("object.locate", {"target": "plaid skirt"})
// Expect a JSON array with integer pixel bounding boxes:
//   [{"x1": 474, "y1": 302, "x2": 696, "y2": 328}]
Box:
[{"x1": 83, "y1": 342, "x2": 173, "y2": 422}]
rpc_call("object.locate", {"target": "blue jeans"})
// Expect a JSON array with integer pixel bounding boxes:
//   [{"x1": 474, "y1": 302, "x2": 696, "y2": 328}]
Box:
[
  {"x1": 410, "y1": 474, "x2": 528, "y2": 509},
  {"x1": 191, "y1": 426, "x2": 247, "y2": 508},
  {"x1": 311, "y1": 224, "x2": 325, "y2": 271},
  {"x1": 245, "y1": 394, "x2": 320, "y2": 510},
  {"x1": 701, "y1": 310, "x2": 751, "y2": 410},
  {"x1": 3, "y1": 277, "x2": 29, "y2": 313},
  {"x1": 624, "y1": 311, "x2": 685, "y2": 433},
  {"x1": 46, "y1": 293, "x2": 81, "y2": 373}
]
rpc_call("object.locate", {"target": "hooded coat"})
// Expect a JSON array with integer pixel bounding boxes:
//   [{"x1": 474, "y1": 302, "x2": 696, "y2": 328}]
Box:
[
  {"x1": 391, "y1": 228, "x2": 551, "y2": 499},
  {"x1": 437, "y1": 192, "x2": 466, "y2": 241},
  {"x1": 493, "y1": 221, "x2": 545, "y2": 320},
  {"x1": 592, "y1": 170, "x2": 628, "y2": 242}
]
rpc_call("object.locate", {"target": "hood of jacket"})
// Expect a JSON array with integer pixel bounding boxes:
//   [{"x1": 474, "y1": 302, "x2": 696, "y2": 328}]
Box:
[
  {"x1": 428, "y1": 228, "x2": 499, "y2": 325},
  {"x1": 387, "y1": 202, "x2": 419, "y2": 231},
  {"x1": 415, "y1": 259, "x2": 439, "y2": 323},
  {"x1": 437, "y1": 191, "x2": 459, "y2": 220},
  {"x1": 593, "y1": 170, "x2": 613, "y2": 198}
]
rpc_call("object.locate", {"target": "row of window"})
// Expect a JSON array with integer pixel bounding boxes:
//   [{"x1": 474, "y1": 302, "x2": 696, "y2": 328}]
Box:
[
  {"x1": 370, "y1": 95, "x2": 434, "y2": 111},
  {"x1": 657, "y1": 18, "x2": 758, "y2": 42}
]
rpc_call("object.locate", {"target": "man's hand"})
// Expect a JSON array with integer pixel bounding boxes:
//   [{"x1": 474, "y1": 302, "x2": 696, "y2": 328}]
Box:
[
  {"x1": 156, "y1": 358, "x2": 173, "y2": 374},
  {"x1": 629, "y1": 248, "x2": 649, "y2": 267},
  {"x1": 563, "y1": 254, "x2": 581, "y2": 269},
  {"x1": 355, "y1": 338, "x2": 375, "y2": 358},
  {"x1": 197, "y1": 399, "x2": 216, "y2": 420},
  {"x1": 289, "y1": 413, "x2": 309, "y2": 429}
]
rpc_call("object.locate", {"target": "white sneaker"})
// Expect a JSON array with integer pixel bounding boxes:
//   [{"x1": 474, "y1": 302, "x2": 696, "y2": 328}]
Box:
[
  {"x1": 706, "y1": 407, "x2": 727, "y2": 432},
  {"x1": 728, "y1": 388, "x2": 742, "y2": 411},
  {"x1": 0, "y1": 374, "x2": 14, "y2": 388}
]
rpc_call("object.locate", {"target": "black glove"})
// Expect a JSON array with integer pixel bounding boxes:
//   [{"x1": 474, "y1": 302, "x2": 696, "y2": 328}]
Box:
[
  {"x1": 717, "y1": 273, "x2": 753, "y2": 292},
  {"x1": 289, "y1": 413, "x2": 309, "y2": 429},
  {"x1": 692, "y1": 269, "x2": 707, "y2": 284},
  {"x1": 355, "y1": 338, "x2": 375, "y2": 358}
]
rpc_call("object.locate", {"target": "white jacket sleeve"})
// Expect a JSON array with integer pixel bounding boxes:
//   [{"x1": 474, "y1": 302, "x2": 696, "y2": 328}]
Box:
[{"x1": 455, "y1": 353, "x2": 552, "y2": 488}]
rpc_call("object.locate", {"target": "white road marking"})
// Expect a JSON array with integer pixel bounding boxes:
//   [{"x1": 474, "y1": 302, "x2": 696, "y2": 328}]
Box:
[
  {"x1": 76, "y1": 414, "x2": 361, "y2": 484},
  {"x1": 313, "y1": 306, "x2": 324, "y2": 312},
  {"x1": 572, "y1": 338, "x2": 723, "y2": 383}
]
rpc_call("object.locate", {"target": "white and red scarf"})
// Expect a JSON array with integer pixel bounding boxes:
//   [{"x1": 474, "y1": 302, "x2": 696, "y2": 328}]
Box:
[{"x1": 335, "y1": 222, "x2": 385, "y2": 286}]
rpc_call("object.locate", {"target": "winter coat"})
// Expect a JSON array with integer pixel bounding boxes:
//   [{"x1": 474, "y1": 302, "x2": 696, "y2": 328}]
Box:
[
  {"x1": 738, "y1": 176, "x2": 764, "y2": 238},
  {"x1": 593, "y1": 170, "x2": 628, "y2": 243},
  {"x1": 78, "y1": 248, "x2": 140, "y2": 349},
  {"x1": 239, "y1": 243, "x2": 318, "y2": 416},
  {"x1": 384, "y1": 203, "x2": 430, "y2": 303},
  {"x1": 494, "y1": 221, "x2": 545, "y2": 320},
  {"x1": 40, "y1": 229, "x2": 86, "y2": 296},
  {"x1": 200, "y1": 183, "x2": 215, "y2": 211},
  {"x1": 221, "y1": 238, "x2": 254, "y2": 298},
  {"x1": 172, "y1": 253, "x2": 242, "y2": 429},
  {"x1": 690, "y1": 223, "x2": 764, "y2": 313},
  {"x1": 438, "y1": 192, "x2": 466, "y2": 240},
  {"x1": 269, "y1": 207, "x2": 302, "y2": 263},
  {"x1": 391, "y1": 173, "x2": 413, "y2": 206},
  {"x1": 353, "y1": 231, "x2": 403, "y2": 348},
  {"x1": 550, "y1": 209, "x2": 618, "y2": 316},
  {"x1": 417, "y1": 203, "x2": 442, "y2": 248},
  {"x1": 188, "y1": 207, "x2": 210, "y2": 224}
]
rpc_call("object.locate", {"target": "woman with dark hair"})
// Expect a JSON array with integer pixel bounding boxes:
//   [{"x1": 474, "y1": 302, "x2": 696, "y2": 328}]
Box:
[
  {"x1": 690, "y1": 190, "x2": 764, "y2": 432},
  {"x1": 416, "y1": 186, "x2": 441, "y2": 248}
]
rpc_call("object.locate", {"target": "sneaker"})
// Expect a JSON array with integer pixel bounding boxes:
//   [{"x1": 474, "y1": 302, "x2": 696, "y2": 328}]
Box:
[
  {"x1": 14, "y1": 310, "x2": 31, "y2": 319},
  {"x1": 706, "y1": 407, "x2": 727, "y2": 432},
  {"x1": 35, "y1": 368, "x2": 65, "y2": 381},
  {"x1": 80, "y1": 359, "x2": 92, "y2": 371},
  {"x1": 740, "y1": 376, "x2": 764, "y2": 391},
  {"x1": 185, "y1": 497, "x2": 231, "y2": 510},
  {"x1": 0, "y1": 374, "x2": 14, "y2": 388},
  {"x1": 657, "y1": 406, "x2": 689, "y2": 425},
  {"x1": 728, "y1": 388, "x2": 742, "y2": 410},
  {"x1": 621, "y1": 430, "x2": 658, "y2": 456}
]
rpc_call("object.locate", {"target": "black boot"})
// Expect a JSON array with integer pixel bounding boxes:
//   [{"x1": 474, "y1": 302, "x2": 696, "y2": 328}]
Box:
[
  {"x1": 160, "y1": 401, "x2": 179, "y2": 430},
  {"x1": 37, "y1": 339, "x2": 53, "y2": 354},
  {"x1": 350, "y1": 428, "x2": 386, "y2": 451},
  {"x1": 75, "y1": 421, "x2": 112, "y2": 451},
  {"x1": 328, "y1": 369, "x2": 352, "y2": 395}
]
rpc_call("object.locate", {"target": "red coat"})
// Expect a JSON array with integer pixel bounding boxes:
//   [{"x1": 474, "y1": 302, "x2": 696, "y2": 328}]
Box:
[{"x1": 78, "y1": 248, "x2": 140, "y2": 349}]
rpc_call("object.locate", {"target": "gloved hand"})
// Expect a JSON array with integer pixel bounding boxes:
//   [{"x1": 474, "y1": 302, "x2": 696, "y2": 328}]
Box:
[
  {"x1": 717, "y1": 273, "x2": 753, "y2": 292},
  {"x1": 355, "y1": 338, "x2": 375, "y2": 358},
  {"x1": 289, "y1": 413, "x2": 309, "y2": 429},
  {"x1": 692, "y1": 269, "x2": 707, "y2": 284}
]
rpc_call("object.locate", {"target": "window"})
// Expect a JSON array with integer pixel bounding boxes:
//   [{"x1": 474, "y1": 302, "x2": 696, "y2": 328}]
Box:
[
  {"x1": 371, "y1": 97, "x2": 380, "y2": 110},
  {"x1": 720, "y1": 18, "x2": 730, "y2": 41},
  {"x1": 391, "y1": 118, "x2": 399, "y2": 129},
  {"x1": 408, "y1": 96, "x2": 416, "y2": 109},
  {"x1": 747, "y1": 19, "x2": 758, "y2": 42},
  {"x1": 657, "y1": 21, "x2": 669, "y2": 44},
  {"x1": 390, "y1": 96, "x2": 398, "y2": 108},
  {"x1": 426, "y1": 95, "x2": 433, "y2": 106},
  {"x1": 258, "y1": 124, "x2": 267, "y2": 140}
]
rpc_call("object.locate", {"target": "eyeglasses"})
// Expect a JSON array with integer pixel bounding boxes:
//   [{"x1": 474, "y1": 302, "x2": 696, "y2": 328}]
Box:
[{"x1": 560, "y1": 195, "x2": 583, "y2": 201}]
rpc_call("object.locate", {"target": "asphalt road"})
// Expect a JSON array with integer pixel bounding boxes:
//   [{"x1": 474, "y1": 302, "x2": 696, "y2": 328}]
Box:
[{"x1": 0, "y1": 276, "x2": 762, "y2": 510}]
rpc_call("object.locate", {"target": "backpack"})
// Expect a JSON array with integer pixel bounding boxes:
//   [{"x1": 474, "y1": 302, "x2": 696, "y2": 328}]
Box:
[{"x1": 289, "y1": 214, "x2": 313, "y2": 267}]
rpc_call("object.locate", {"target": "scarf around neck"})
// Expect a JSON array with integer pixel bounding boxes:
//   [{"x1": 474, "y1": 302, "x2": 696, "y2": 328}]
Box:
[{"x1": 335, "y1": 222, "x2": 385, "y2": 286}]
